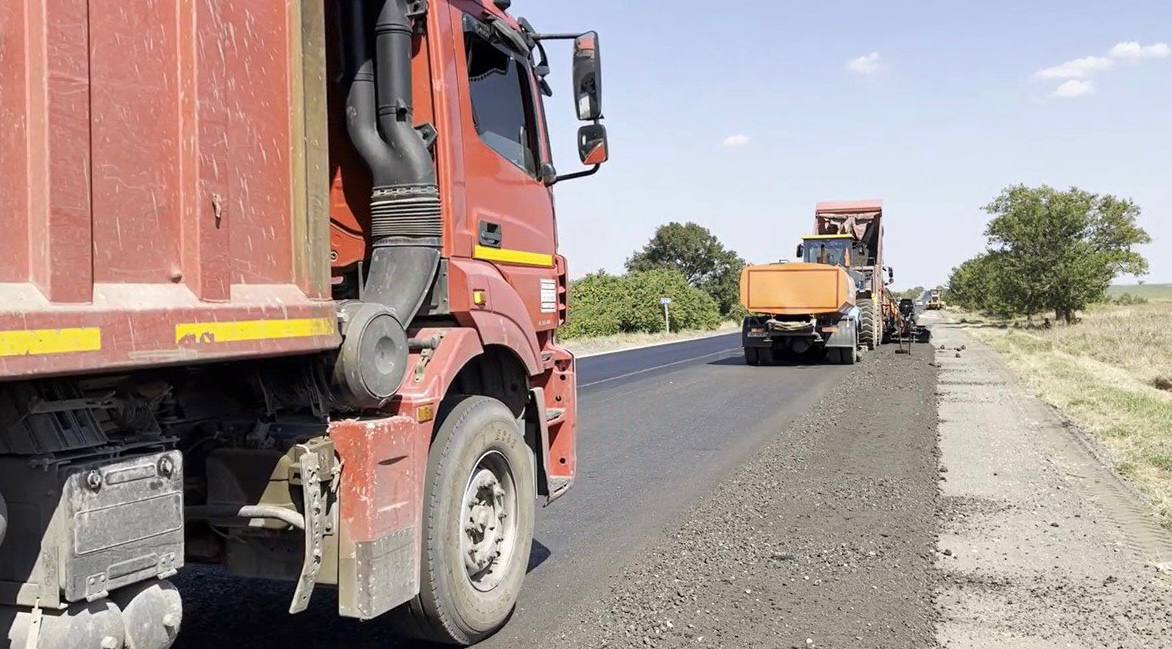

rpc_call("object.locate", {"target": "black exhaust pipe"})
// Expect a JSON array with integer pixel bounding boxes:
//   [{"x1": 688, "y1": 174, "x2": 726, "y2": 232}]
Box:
[{"x1": 337, "y1": 0, "x2": 441, "y2": 407}]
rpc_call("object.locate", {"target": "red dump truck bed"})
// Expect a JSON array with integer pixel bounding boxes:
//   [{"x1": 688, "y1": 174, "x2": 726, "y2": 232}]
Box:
[{"x1": 0, "y1": 2, "x2": 338, "y2": 380}]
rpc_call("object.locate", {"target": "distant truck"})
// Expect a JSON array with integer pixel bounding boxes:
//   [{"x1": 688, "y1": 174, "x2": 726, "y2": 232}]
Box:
[
  {"x1": 813, "y1": 201, "x2": 892, "y2": 349},
  {"x1": 927, "y1": 289, "x2": 944, "y2": 310}
]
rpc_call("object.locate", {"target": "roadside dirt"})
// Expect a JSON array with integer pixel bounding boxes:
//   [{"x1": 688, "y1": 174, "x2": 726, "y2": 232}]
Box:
[
  {"x1": 931, "y1": 314, "x2": 1172, "y2": 647},
  {"x1": 550, "y1": 343, "x2": 942, "y2": 649}
]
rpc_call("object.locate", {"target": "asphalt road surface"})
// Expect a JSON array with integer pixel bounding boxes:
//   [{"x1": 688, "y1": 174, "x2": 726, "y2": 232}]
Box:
[{"x1": 173, "y1": 332, "x2": 853, "y2": 648}]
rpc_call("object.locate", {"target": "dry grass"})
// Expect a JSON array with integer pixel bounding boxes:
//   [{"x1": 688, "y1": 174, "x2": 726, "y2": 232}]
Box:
[
  {"x1": 951, "y1": 301, "x2": 1172, "y2": 526},
  {"x1": 562, "y1": 320, "x2": 740, "y2": 357}
]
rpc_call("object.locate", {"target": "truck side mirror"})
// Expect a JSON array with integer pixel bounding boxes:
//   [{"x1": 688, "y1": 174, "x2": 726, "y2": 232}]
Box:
[
  {"x1": 886, "y1": 267, "x2": 894, "y2": 284},
  {"x1": 572, "y1": 31, "x2": 602, "y2": 121},
  {"x1": 577, "y1": 124, "x2": 609, "y2": 165}
]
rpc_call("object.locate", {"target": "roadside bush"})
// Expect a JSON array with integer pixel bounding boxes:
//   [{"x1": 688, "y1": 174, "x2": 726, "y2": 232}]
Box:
[
  {"x1": 560, "y1": 272, "x2": 626, "y2": 339},
  {"x1": 562, "y1": 269, "x2": 721, "y2": 339},
  {"x1": 623, "y1": 269, "x2": 721, "y2": 334},
  {"x1": 1112, "y1": 293, "x2": 1149, "y2": 306}
]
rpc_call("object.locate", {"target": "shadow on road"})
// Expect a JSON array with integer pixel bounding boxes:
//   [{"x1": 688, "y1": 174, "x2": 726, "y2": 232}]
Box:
[
  {"x1": 707, "y1": 355, "x2": 830, "y2": 368},
  {"x1": 174, "y1": 537, "x2": 555, "y2": 649},
  {"x1": 527, "y1": 537, "x2": 552, "y2": 572}
]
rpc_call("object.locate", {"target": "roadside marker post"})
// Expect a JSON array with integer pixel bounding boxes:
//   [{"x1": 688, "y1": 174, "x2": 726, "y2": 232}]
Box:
[{"x1": 660, "y1": 297, "x2": 672, "y2": 333}]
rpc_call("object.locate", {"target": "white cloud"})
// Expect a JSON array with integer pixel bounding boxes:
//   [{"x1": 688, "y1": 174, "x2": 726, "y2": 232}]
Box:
[
  {"x1": 1034, "y1": 56, "x2": 1114, "y2": 79},
  {"x1": 1052, "y1": 79, "x2": 1095, "y2": 98},
  {"x1": 1109, "y1": 41, "x2": 1170, "y2": 61},
  {"x1": 1035, "y1": 41, "x2": 1169, "y2": 99},
  {"x1": 846, "y1": 52, "x2": 882, "y2": 75},
  {"x1": 721, "y1": 134, "x2": 751, "y2": 148}
]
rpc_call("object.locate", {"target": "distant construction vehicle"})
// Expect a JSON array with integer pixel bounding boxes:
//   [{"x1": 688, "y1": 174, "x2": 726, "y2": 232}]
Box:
[
  {"x1": 897, "y1": 298, "x2": 933, "y2": 344},
  {"x1": 813, "y1": 201, "x2": 892, "y2": 349},
  {"x1": 739, "y1": 239, "x2": 861, "y2": 365},
  {"x1": 738, "y1": 200, "x2": 895, "y2": 366},
  {"x1": 927, "y1": 288, "x2": 944, "y2": 310}
]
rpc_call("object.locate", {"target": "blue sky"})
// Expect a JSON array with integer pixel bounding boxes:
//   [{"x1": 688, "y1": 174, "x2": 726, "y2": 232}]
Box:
[{"x1": 519, "y1": 1, "x2": 1172, "y2": 289}]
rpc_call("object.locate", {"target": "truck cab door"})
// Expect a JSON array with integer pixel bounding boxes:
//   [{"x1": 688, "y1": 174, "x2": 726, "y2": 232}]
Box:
[{"x1": 451, "y1": 9, "x2": 560, "y2": 333}]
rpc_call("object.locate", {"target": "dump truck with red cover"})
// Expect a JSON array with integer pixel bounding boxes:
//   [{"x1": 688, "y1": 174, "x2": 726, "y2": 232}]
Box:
[
  {"x1": 814, "y1": 200, "x2": 893, "y2": 349},
  {"x1": 0, "y1": 2, "x2": 608, "y2": 646}
]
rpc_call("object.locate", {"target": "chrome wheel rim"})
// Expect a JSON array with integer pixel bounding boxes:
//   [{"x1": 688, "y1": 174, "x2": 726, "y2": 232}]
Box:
[{"x1": 460, "y1": 450, "x2": 518, "y2": 592}]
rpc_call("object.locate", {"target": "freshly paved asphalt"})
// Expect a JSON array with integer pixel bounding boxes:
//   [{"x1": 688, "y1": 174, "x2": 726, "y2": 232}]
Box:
[{"x1": 174, "y1": 332, "x2": 850, "y2": 648}]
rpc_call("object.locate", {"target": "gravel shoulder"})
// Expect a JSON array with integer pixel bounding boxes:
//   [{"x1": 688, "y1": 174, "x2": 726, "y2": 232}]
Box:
[
  {"x1": 551, "y1": 343, "x2": 942, "y2": 649},
  {"x1": 930, "y1": 313, "x2": 1172, "y2": 647}
]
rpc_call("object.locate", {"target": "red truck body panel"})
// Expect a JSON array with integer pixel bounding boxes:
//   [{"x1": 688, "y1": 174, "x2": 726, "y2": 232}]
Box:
[
  {"x1": 0, "y1": 0, "x2": 338, "y2": 379},
  {"x1": 814, "y1": 199, "x2": 884, "y2": 278}
]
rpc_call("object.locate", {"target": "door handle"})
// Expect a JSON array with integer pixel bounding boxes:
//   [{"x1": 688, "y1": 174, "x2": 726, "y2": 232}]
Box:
[{"x1": 479, "y1": 221, "x2": 502, "y2": 248}]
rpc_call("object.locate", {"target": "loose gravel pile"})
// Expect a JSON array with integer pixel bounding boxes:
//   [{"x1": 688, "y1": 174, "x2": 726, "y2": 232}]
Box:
[{"x1": 551, "y1": 344, "x2": 940, "y2": 649}]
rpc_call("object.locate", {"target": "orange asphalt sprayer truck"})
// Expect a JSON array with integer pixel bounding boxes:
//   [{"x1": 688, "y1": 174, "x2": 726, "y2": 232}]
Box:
[
  {"x1": 0, "y1": 2, "x2": 608, "y2": 647},
  {"x1": 739, "y1": 200, "x2": 891, "y2": 365},
  {"x1": 739, "y1": 240, "x2": 862, "y2": 366}
]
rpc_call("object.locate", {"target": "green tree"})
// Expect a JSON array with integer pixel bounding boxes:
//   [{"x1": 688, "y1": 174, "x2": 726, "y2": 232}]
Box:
[
  {"x1": 626, "y1": 222, "x2": 745, "y2": 316},
  {"x1": 947, "y1": 253, "x2": 1020, "y2": 317},
  {"x1": 951, "y1": 185, "x2": 1150, "y2": 322},
  {"x1": 897, "y1": 286, "x2": 926, "y2": 301}
]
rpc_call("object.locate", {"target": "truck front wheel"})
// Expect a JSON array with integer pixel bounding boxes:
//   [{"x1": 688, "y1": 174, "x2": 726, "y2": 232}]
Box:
[{"x1": 399, "y1": 395, "x2": 535, "y2": 645}]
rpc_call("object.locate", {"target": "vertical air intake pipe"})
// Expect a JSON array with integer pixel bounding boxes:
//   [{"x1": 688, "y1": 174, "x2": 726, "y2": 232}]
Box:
[{"x1": 337, "y1": 0, "x2": 442, "y2": 407}]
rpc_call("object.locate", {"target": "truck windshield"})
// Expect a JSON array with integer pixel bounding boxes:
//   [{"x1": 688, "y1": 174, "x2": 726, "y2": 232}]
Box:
[{"x1": 803, "y1": 239, "x2": 850, "y2": 267}]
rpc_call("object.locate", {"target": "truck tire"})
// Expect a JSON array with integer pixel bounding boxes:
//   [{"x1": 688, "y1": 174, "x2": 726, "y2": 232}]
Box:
[
  {"x1": 858, "y1": 298, "x2": 880, "y2": 350},
  {"x1": 744, "y1": 347, "x2": 761, "y2": 366},
  {"x1": 398, "y1": 395, "x2": 535, "y2": 645}
]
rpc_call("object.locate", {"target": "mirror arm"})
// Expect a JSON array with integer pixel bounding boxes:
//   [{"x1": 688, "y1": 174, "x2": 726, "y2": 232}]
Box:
[
  {"x1": 528, "y1": 32, "x2": 582, "y2": 41},
  {"x1": 548, "y1": 165, "x2": 601, "y2": 186}
]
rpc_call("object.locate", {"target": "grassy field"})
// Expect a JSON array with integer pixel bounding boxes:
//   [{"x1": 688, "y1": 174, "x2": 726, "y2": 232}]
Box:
[
  {"x1": 953, "y1": 299, "x2": 1172, "y2": 527},
  {"x1": 1106, "y1": 283, "x2": 1172, "y2": 300}
]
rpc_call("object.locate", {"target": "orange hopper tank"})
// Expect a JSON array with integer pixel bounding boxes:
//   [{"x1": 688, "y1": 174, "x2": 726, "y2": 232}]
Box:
[{"x1": 739, "y1": 263, "x2": 857, "y2": 317}]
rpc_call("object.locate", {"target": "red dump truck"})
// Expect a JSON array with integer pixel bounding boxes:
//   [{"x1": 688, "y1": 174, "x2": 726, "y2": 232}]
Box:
[
  {"x1": 0, "y1": 2, "x2": 607, "y2": 647},
  {"x1": 813, "y1": 201, "x2": 893, "y2": 349}
]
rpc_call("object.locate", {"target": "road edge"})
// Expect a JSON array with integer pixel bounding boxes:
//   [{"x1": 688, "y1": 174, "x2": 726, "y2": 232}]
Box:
[{"x1": 570, "y1": 328, "x2": 739, "y2": 359}]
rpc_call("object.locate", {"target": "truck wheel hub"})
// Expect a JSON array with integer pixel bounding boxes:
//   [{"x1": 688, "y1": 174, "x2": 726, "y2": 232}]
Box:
[{"x1": 460, "y1": 451, "x2": 517, "y2": 591}]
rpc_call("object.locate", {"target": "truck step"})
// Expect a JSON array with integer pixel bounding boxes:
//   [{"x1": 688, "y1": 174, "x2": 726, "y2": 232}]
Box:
[{"x1": 545, "y1": 408, "x2": 567, "y2": 425}]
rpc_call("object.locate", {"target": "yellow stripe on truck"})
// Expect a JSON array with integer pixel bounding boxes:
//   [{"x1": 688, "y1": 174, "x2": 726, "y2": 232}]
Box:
[
  {"x1": 473, "y1": 245, "x2": 555, "y2": 268},
  {"x1": 175, "y1": 318, "x2": 335, "y2": 344},
  {"x1": 0, "y1": 327, "x2": 102, "y2": 357}
]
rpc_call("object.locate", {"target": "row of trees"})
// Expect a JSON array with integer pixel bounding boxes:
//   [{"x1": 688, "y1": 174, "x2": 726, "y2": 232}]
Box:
[
  {"x1": 562, "y1": 222, "x2": 745, "y2": 339},
  {"x1": 947, "y1": 185, "x2": 1150, "y2": 323}
]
